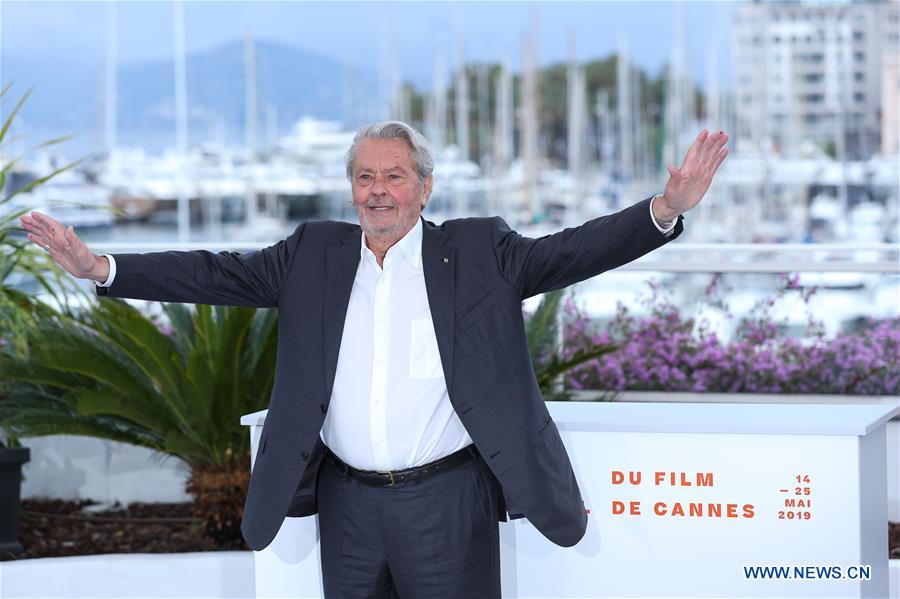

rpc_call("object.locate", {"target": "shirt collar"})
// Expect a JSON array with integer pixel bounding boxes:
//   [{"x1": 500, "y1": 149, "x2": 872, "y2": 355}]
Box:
[{"x1": 360, "y1": 216, "x2": 423, "y2": 270}]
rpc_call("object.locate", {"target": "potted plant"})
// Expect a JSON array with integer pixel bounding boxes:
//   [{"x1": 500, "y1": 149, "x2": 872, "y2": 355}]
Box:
[
  {"x1": 0, "y1": 84, "x2": 95, "y2": 555},
  {"x1": 0, "y1": 298, "x2": 279, "y2": 547},
  {"x1": 0, "y1": 432, "x2": 29, "y2": 554}
]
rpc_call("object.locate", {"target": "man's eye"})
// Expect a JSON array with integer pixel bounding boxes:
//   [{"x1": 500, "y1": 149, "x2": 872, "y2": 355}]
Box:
[
  {"x1": 389, "y1": 174, "x2": 401, "y2": 180},
  {"x1": 359, "y1": 174, "x2": 372, "y2": 181}
]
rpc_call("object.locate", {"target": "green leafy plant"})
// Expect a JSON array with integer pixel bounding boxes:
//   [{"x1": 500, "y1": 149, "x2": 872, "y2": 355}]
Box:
[
  {"x1": 0, "y1": 299, "x2": 279, "y2": 546},
  {"x1": 0, "y1": 84, "x2": 99, "y2": 453},
  {"x1": 525, "y1": 289, "x2": 619, "y2": 401},
  {"x1": 1, "y1": 85, "x2": 90, "y2": 360}
]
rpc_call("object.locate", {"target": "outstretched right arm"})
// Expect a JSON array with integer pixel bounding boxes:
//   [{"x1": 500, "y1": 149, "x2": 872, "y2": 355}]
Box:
[{"x1": 19, "y1": 211, "x2": 303, "y2": 308}]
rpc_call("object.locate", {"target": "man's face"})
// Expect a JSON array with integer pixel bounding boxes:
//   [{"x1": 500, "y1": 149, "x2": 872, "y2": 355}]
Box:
[{"x1": 350, "y1": 138, "x2": 432, "y2": 240}]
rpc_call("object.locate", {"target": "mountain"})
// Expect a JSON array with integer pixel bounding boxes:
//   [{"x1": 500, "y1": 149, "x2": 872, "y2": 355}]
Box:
[{"x1": 1, "y1": 39, "x2": 377, "y2": 155}]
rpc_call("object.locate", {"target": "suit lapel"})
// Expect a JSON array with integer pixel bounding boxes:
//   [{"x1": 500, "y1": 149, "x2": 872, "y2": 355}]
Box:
[
  {"x1": 322, "y1": 229, "x2": 361, "y2": 402},
  {"x1": 421, "y1": 217, "x2": 456, "y2": 393}
]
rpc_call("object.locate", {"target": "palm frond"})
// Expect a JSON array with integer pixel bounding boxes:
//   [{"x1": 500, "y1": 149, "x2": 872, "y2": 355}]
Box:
[
  {"x1": 526, "y1": 289, "x2": 564, "y2": 362},
  {"x1": 536, "y1": 345, "x2": 619, "y2": 393},
  {"x1": 1, "y1": 292, "x2": 278, "y2": 466},
  {"x1": 0, "y1": 86, "x2": 32, "y2": 142}
]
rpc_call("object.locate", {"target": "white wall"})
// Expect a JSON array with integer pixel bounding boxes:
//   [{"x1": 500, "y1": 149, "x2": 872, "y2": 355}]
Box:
[
  {"x1": 20, "y1": 435, "x2": 192, "y2": 505},
  {"x1": 889, "y1": 420, "x2": 900, "y2": 522}
]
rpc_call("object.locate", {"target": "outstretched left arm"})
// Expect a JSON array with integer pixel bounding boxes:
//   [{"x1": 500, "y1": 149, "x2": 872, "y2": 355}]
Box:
[{"x1": 492, "y1": 129, "x2": 729, "y2": 300}]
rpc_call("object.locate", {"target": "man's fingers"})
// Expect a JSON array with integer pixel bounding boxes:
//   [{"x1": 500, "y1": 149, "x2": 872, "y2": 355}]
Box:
[
  {"x1": 27, "y1": 233, "x2": 50, "y2": 250},
  {"x1": 695, "y1": 131, "x2": 724, "y2": 168},
  {"x1": 20, "y1": 214, "x2": 43, "y2": 234},
  {"x1": 705, "y1": 147, "x2": 728, "y2": 178},
  {"x1": 682, "y1": 129, "x2": 708, "y2": 168},
  {"x1": 694, "y1": 129, "x2": 709, "y2": 146},
  {"x1": 65, "y1": 225, "x2": 75, "y2": 244},
  {"x1": 32, "y1": 211, "x2": 50, "y2": 222},
  {"x1": 701, "y1": 130, "x2": 723, "y2": 153},
  {"x1": 26, "y1": 213, "x2": 81, "y2": 255},
  {"x1": 26, "y1": 213, "x2": 54, "y2": 240},
  {"x1": 32, "y1": 212, "x2": 64, "y2": 240},
  {"x1": 710, "y1": 147, "x2": 728, "y2": 173},
  {"x1": 35, "y1": 212, "x2": 63, "y2": 235},
  {"x1": 702, "y1": 133, "x2": 728, "y2": 170}
]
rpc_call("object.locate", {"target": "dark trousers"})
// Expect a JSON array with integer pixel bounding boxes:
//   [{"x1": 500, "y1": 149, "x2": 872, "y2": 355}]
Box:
[{"x1": 316, "y1": 446, "x2": 502, "y2": 598}]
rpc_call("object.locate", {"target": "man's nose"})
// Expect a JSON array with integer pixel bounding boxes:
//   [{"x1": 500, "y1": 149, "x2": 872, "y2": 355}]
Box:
[{"x1": 370, "y1": 174, "x2": 388, "y2": 195}]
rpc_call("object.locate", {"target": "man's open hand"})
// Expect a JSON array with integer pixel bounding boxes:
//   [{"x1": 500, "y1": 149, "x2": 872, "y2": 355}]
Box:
[
  {"x1": 19, "y1": 211, "x2": 108, "y2": 282},
  {"x1": 656, "y1": 129, "x2": 729, "y2": 220}
]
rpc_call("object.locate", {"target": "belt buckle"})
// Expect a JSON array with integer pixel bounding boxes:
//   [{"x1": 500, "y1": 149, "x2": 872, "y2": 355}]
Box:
[{"x1": 376, "y1": 469, "x2": 395, "y2": 486}]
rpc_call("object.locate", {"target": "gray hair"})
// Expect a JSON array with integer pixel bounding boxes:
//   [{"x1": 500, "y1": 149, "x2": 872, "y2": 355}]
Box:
[{"x1": 345, "y1": 121, "x2": 435, "y2": 183}]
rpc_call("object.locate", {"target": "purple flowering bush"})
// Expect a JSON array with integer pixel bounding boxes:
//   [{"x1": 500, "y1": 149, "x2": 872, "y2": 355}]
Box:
[{"x1": 561, "y1": 273, "x2": 899, "y2": 396}]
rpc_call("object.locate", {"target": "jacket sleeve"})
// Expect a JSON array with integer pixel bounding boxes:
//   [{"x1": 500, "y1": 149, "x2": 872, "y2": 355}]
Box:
[
  {"x1": 490, "y1": 196, "x2": 684, "y2": 300},
  {"x1": 94, "y1": 222, "x2": 306, "y2": 308}
]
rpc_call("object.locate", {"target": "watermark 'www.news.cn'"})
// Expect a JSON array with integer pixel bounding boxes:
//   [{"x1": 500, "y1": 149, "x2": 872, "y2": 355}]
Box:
[{"x1": 744, "y1": 565, "x2": 871, "y2": 581}]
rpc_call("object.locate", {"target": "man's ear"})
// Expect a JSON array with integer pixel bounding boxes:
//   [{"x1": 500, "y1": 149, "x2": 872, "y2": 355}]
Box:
[{"x1": 421, "y1": 175, "x2": 433, "y2": 208}]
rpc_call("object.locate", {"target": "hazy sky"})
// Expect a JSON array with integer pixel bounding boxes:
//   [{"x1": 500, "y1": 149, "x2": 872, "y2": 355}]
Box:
[{"x1": 2, "y1": 0, "x2": 739, "y2": 90}]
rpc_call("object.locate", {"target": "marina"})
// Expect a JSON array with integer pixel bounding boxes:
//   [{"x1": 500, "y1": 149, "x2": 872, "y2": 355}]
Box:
[{"x1": 2, "y1": 3, "x2": 899, "y2": 596}]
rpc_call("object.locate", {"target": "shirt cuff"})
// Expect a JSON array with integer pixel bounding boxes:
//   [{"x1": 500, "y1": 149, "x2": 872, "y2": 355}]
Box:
[
  {"x1": 94, "y1": 254, "x2": 117, "y2": 287},
  {"x1": 650, "y1": 194, "x2": 678, "y2": 236}
]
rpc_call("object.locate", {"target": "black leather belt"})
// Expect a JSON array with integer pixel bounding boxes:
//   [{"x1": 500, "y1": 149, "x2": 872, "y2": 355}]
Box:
[{"x1": 326, "y1": 444, "x2": 478, "y2": 487}]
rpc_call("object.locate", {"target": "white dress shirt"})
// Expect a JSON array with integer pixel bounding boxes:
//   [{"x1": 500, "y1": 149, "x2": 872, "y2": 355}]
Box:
[
  {"x1": 95, "y1": 196, "x2": 677, "y2": 470},
  {"x1": 319, "y1": 217, "x2": 474, "y2": 470}
]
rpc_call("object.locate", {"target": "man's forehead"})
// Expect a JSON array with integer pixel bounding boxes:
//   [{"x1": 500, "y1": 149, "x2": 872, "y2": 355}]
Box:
[{"x1": 354, "y1": 138, "x2": 415, "y2": 171}]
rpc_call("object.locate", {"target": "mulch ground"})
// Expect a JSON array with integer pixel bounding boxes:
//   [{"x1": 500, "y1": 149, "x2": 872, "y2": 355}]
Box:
[
  {"x1": 2, "y1": 499, "x2": 899, "y2": 561},
  {"x1": 0, "y1": 498, "x2": 249, "y2": 561}
]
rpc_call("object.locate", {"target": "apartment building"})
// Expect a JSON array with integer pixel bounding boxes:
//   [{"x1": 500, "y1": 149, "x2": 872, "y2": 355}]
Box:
[{"x1": 734, "y1": 0, "x2": 900, "y2": 159}]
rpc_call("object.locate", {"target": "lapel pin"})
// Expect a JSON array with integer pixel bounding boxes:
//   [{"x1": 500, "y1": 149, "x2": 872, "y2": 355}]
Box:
[{"x1": 442, "y1": 257, "x2": 449, "y2": 263}]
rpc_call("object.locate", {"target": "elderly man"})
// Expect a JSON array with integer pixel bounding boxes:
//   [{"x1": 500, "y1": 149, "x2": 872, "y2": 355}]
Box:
[{"x1": 21, "y1": 121, "x2": 728, "y2": 598}]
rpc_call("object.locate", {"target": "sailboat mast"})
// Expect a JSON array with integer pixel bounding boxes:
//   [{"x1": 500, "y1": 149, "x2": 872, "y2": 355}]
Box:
[
  {"x1": 455, "y1": 50, "x2": 469, "y2": 163},
  {"x1": 617, "y1": 34, "x2": 633, "y2": 183},
  {"x1": 173, "y1": 0, "x2": 190, "y2": 242},
  {"x1": 426, "y1": 38, "x2": 447, "y2": 152},
  {"x1": 521, "y1": 7, "x2": 540, "y2": 219},
  {"x1": 104, "y1": 1, "x2": 117, "y2": 154},
  {"x1": 476, "y1": 63, "x2": 490, "y2": 166},
  {"x1": 244, "y1": 31, "x2": 258, "y2": 230}
]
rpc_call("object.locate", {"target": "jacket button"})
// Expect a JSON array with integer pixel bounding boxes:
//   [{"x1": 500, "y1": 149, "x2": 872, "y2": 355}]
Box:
[
  {"x1": 318, "y1": 404, "x2": 327, "y2": 414},
  {"x1": 300, "y1": 452, "x2": 310, "y2": 461}
]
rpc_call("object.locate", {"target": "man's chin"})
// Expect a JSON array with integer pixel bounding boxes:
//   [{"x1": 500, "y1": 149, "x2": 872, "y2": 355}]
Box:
[
  {"x1": 361, "y1": 218, "x2": 400, "y2": 238},
  {"x1": 359, "y1": 210, "x2": 412, "y2": 237}
]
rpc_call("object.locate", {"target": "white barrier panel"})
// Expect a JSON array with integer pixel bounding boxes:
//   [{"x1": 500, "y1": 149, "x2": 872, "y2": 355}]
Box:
[
  {"x1": 18, "y1": 395, "x2": 897, "y2": 523},
  {"x1": 242, "y1": 402, "x2": 898, "y2": 599}
]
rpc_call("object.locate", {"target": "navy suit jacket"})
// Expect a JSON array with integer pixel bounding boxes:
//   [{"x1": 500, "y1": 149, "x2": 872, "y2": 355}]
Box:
[{"x1": 96, "y1": 195, "x2": 683, "y2": 550}]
